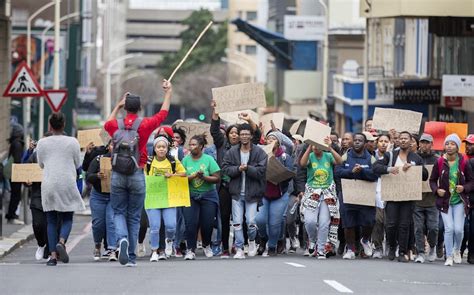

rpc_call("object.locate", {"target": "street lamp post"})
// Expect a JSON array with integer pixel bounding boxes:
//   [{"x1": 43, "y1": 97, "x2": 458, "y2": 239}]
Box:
[
  {"x1": 38, "y1": 12, "x2": 79, "y2": 138},
  {"x1": 104, "y1": 53, "x2": 144, "y2": 118},
  {"x1": 318, "y1": 0, "x2": 329, "y2": 120}
]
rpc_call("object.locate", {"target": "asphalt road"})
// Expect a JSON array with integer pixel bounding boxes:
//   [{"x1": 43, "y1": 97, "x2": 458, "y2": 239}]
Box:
[{"x1": 1, "y1": 215, "x2": 472, "y2": 295}]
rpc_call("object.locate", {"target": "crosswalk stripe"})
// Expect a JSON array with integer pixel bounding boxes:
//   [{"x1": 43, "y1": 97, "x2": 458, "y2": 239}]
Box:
[
  {"x1": 284, "y1": 262, "x2": 306, "y2": 268},
  {"x1": 324, "y1": 280, "x2": 353, "y2": 293}
]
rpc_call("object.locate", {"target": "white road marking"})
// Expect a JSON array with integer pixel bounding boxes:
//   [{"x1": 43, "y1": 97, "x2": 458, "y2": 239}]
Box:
[
  {"x1": 67, "y1": 222, "x2": 92, "y2": 252},
  {"x1": 324, "y1": 280, "x2": 354, "y2": 293},
  {"x1": 284, "y1": 262, "x2": 306, "y2": 268},
  {"x1": 382, "y1": 279, "x2": 452, "y2": 286}
]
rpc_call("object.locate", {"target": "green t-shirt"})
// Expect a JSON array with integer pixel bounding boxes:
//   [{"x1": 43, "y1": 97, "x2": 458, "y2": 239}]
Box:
[
  {"x1": 449, "y1": 156, "x2": 462, "y2": 205},
  {"x1": 306, "y1": 152, "x2": 335, "y2": 189},
  {"x1": 182, "y1": 153, "x2": 221, "y2": 193}
]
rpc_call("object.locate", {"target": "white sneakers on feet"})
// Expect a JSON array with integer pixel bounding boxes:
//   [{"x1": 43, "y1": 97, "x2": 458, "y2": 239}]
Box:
[
  {"x1": 203, "y1": 245, "x2": 213, "y2": 258},
  {"x1": 445, "y1": 256, "x2": 454, "y2": 266},
  {"x1": 428, "y1": 247, "x2": 436, "y2": 262},
  {"x1": 343, "y1": 249, "x2": 355, "y2": 260},
  {"x1": 372, "y1": 250, "x2": 383, "y2": 259},
  {"x1": 137, "y1": 243, "x2": 146, "y2": 258},
  {"x1": 248, "y1": 240, "x2": 257, "y2": 257},
  {"x1": 415, "y1": 253, "x2": 425, "y2": 263},
  {"x1": 35, "y1": 245, "x2": 46, "y2": 261},
  {"x1": 360, "y1": 239, "x2": 373, "y2": 257},
  {"x1": 233, "y1": 249, "x2": 245, "y2": 259},
  {"x1": 158, "y1": 251, "x2": 167, "y2": 260},
  {"x1": 150, "y1": 251, "x2": 159, "y2": 262},
  {"x1": 453, "y1": 251, "x2": 462, "y2": 264},
  {"x1": 165, "y1": 239, "x2": 173, "y2": 257},
  {"x1": 184, "y1": 250, "x2": 196, "y2": 260}
]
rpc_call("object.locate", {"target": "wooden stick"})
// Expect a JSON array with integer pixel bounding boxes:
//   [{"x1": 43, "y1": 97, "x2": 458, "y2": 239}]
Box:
[{"x1": 167, "y1": 21, "x2": 214, "y2": 82}]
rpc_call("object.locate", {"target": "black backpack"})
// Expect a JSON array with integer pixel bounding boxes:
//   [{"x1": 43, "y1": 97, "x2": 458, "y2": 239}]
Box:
[
  {"x1": 145, "y1": 154, "x2": 177, "y2": 175},
  {"x1": 112, "y1": 118, "x2": 143, "y2": 175}
]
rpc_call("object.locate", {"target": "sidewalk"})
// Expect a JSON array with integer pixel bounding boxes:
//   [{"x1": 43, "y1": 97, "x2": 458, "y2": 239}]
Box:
[{"x1": 0, "y1": 223, "x2": 34, "y2": 258}]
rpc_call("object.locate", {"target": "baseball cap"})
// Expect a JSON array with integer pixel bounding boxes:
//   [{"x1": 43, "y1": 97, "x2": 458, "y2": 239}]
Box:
[
  {"x1": 463, "y1": 134, "x2": 474, "y2": 144},
  {"x1": 420, "y1": 133, "x2": 434, "y2": 143}
]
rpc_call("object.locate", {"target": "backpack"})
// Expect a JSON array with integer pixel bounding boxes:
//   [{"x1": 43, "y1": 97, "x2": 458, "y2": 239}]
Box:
[
  {"x1": 112, "y1": 118, "x2": 143, "y2": 175},
  {"x1": 437, "y1": 154, "x2": 468, "y2": 176}
]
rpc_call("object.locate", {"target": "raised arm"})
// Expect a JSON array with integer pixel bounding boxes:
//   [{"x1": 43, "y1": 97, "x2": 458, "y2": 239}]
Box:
[{"x1": 160, "y1": 79, "x2": 172, "y2": 112}]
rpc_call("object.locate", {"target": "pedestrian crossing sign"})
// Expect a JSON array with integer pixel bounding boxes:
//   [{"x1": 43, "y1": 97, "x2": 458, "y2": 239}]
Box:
[
  {"x1": 3, "y1": 61, "x2": 43, "y2": 97},
  {"x1": 44, "y1": 89, "x2": 68, "y2": 113}
]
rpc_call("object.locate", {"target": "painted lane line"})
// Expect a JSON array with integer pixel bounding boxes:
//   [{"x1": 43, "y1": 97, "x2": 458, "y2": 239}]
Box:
[
  {"x1": 67, "y1": 221, "x2": 92, "y2": 252},
  {"x1": 324, "y1": 280, "x2": 354, "y2": 293},
  {"x1": 284, "y1": 262, "x2": 306, "y2": 268}
]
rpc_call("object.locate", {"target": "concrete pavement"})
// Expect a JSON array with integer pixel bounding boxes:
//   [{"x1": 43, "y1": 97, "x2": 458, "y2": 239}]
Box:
[{"x1": 1, "y1": 215, "x2": 473, "y2": 294}]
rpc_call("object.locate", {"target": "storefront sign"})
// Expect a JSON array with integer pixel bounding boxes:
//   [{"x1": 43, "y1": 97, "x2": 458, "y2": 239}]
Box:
[
  {"x1": 284, "y1": 16, "x2": 326, "y2": 41},
  {"x1": 444, "y1": 96, "x2": 462, "y2": 108},
  {"x1": 442, "y1": 75, "x2": 474, "y2": 97},
  {"x1": 394, "y1": 85, "x2": 441, "y2": 104},
  {"x1": 436, "y1": 107, "x2": 467, "y2": 123}
]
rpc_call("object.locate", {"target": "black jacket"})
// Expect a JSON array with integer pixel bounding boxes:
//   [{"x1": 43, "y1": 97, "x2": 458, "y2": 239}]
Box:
[
  {"x1": 222, "y1": 144, "x2": 267, "y2": 203},
  {"x1": 82, "y1": 146, "x2": 108, "y2": 172},
  {"x1": 86, "y1": 152, "x2": 111, "y2": 194},
  {"x1": 293, "y1": 143, "x2": 308, "y2": 195},
  {"x1": 417, "y1": 151, "x2": 439, "y2": 207},
  {"x1": 373, "y1": 149, "x2": 428, "y2": 182},
  {"x1": 26, "y1": 151, "x2": 42, "y2": 211}
]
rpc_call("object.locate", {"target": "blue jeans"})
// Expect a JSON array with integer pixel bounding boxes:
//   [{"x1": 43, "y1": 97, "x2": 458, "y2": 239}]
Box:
[
  {"x1": 232, "y1": 195, "x2": 258, "y2": 249},
  {"x1": 183, "y1": 190, "x2": 218, "y2": 251},
  {"x1": 90, "y1": 189, "x2": 116, "y2": 250},
  {"x1": 173, "y1": 207, "x2": 186, "y2": 249},
  {"x1": 146, "y1": 208, "x2": 177, "y2": 250},
  {"x1": 304, "y1": 201, "x2": 330, "y2": 252},
  {"x1": 110, "y1": 169, "x2": 146, "y2": 263},
  {"x1": 256, "y1": 193, "x2": 290, "y2": 248},
  {"x1": 441, "y1": 203, "x2": 465, "y2": 257},
  {"x1": 45, "y1": 211, "x2": 73, "y2": 253}
]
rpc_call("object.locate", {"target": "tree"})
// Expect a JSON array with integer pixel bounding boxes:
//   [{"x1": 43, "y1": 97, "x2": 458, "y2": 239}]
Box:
[{"x1": 157, "y1": 9, "x2": 227, "y2": 79}]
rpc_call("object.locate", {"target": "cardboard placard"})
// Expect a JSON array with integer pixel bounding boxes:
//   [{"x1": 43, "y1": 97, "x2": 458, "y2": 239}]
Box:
[
  {"x1": 424, "y1": 121, "x2": 447, "y2": 151},
  {"x1": 174, "y1": 122, "x2": 213, "y2": 149},
  {"x1": 260, "y1": 112, "x2": 285, "y2": 137},
  {"x1": 11, "y1": 164, "x2": 43, "y2": 182},
  {"x1": 266, "y1": 156, "x2": 296, "y2": 185},
  {"x1": 259, "y1": 142, "x2": 275, "y2": 156},
  {"x1": 290, "y1": 119, "x2": 303, "y2": 135},
  {"x1": 445, "y1": 123, "x2": 467, "y2": 154},
  {"x1": 219, "y1": 110, "x2": 259, "y2": 125},
  {"x1": 372, "y1": 108, "x2": 423, "y2": 135},
  {"x1": 100, "y1": 157, "x2": 112, "y2": 193},
  {"x1": 303, "y1": 118, "x2": 331, "y2": 151},
  {"x1": 381, "y1": 166, "x2": 423, "y2": 201},
  {"x1": 341, "y1": 179, "x2": 377, "y2": 207},
  {"x1": 422, "y1": 165, "x2": 434, "y2": 193},
  {"x1": 211, "y1": 83, "x2": 266, "y2": 113},
  {"x1": 77, "y1": 129, "x2": 105, "y2": 148}
]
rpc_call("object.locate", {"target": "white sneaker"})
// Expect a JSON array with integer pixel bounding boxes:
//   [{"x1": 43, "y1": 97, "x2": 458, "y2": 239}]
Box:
[
  {"x1": 137, "y1": 243, "x2": 146, "y2": 258},
  {"x1": 262, "y1": 244, "x2": 269, "y2": 257},
  {"x1": 203, "y1": 245, "x2": 213, "y2": 258},
  {"x1": 248, "y1": 240, "x2": 257, "y2": 257},
  {"x1": 244, "y1": 244, "x2": 249, "y2": 254},
  {"x1": 197, "y1": 240, "x2": 203, "y2": 249},
  {"x1": 343, "y1": 249, "x2": 355, "y2": 260},
  {"x1": 428, "y1": 247, "x2": 436, "y2": 262},
  {"x1": 158, "y1": 252, "x2": 167, "y2": 260},
  {"x1": 35, "y1": 245, "x2": 46, "y2": 260},
  {"x1": 444, "y1": 256, "x2": 454, "y2": 266},
  {"x1": 150, "y1": 252, "x2": 159, "y2": 262},
  {"x1": 415, "y1": 254, "x2": 425, "y2": 263},
  {"x1": 453, "y1": 251, "x2": 462, "y2": 264},
  {"x1": 360, "y1": 238, "x2": 373, "y2": 257},
  {"x1": 303, "y1": 248, "x2": 310, "y2": 256},
  {"x1": 184, "y1": 250, "x2": 196, "y2": 260},
  {"x1": 233, "y1": 249, "x2": 246, "y2": 259},
  {"x1": 165, "y1": 239, "x2": 173, "y2": 257},
  {"x1": 372, "y1": 250, "x2": 383, "y2": 259},
  {"x1": 308, "y1": 242, "x2": 316, "y2": 256}
]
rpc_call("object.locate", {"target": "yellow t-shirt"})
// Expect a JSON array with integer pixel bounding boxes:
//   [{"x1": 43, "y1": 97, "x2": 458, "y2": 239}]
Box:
[{"x1": 146, "y1": 156, "x2": 186, "y2": 176}]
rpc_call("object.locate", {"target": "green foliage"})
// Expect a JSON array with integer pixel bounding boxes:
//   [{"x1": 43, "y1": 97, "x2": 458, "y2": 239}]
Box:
[{"x1": 157, "y1": 9, "x2": 227, "y2": 79}]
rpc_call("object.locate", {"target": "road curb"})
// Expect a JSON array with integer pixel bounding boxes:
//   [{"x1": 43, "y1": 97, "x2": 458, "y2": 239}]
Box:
[{"x1": 0, "y1": 225, "x2": 34, "y2": 259}]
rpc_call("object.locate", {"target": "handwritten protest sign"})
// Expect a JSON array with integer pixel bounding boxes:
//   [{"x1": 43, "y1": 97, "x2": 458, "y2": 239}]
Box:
[
  {"x1": 266, "y1": 156, "x2": 296, "y2": 185},
  {"x1": 422, "y1": 165, "x2": 434, "y2": 193},
  {"x1": 212, "y1": 83, "x2": 266, "y2": 113},
  {"x1": 381, "y1": 166, "x2": 422, "y2": 201},
  {"x1": 11, "y1": 164, "x2": 43, "y2": 182},
  {"x1": 260, "y1": 142, "x2": 275, "y2": 156},
  {"x1": 174, "y1": 122, "x2": 213, "y2": 149},
  {"x1": 219, "y1": 110, "x2": 259, "y2": 125},
  {"x1": 341, "y1": 179, "x2": 377, "y2": 206},
  {"x1": 78, "y1": 129, "x2": 104, "y2": 148},
  {"x1": 290, "y1": 119, "x2": 303, "y2": 135},
  {"x1": 373, "y1": 108, "x2": 422, "y2": 134},
  {"x1": 303, "y1": 118, "x2": 331, "y2": 151},
  {"x1": 145, "y1": 175, "x2": 191, "y2": 209},
  {"x1": 100, "y1": 157, "x2": 112, "y2": 193},
  {"x1": 260, "y1": 112, "x2": 285, "y2": 136}
]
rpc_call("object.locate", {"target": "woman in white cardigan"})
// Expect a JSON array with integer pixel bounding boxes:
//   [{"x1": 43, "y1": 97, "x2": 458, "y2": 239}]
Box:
[{"x1": 37, "y1": 112, "x2": 85, "y2": 266}]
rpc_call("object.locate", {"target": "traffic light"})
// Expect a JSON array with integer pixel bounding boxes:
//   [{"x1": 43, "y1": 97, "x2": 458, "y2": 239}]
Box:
[{"x1": 198, "y1": 114, "x2": 206, "y2": 121}]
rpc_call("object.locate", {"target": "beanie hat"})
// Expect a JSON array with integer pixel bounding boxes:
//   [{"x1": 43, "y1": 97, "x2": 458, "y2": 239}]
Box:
[
  {"x1": 444, "y1": 133, "x2": 461, "y2": 150},
  {"x1": 153, "y1": 136, "x2": 170, "y2": 147},
  {"x1": 267, "y1": 131, "x2": 284, "y2": 145}
]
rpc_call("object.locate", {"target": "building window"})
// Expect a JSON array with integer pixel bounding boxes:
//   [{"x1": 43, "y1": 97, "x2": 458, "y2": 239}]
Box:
[
  {"x1": 236, "y1": 45, "x2": 242, "y2": 52},
  {"x1": 246, "y1": 11, "x2": 257, "y2": 21},
  {"x1": 245, "y1": 45, "x2": 257, "y2": 55}
]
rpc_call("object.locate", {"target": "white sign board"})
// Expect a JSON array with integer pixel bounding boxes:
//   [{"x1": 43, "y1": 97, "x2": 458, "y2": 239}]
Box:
[
  {"x1": 284, "y1": 15, "x2": 326, "y2": 41},
  {"x1": 372, "y1": 108, "x2": 422, "y2": 135},
  {"x1": 77, "y1": 86, "x2": 97, "y2": 101},
  {"x1": 442, "y1": 75, "x2": 474, "y2": 97},
  {"x1": 211, "y1": 83, "x2": 266, "y2": 113},
  {"x1": 303, "y1": 118, "x2": 331, "y2": 151}
]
